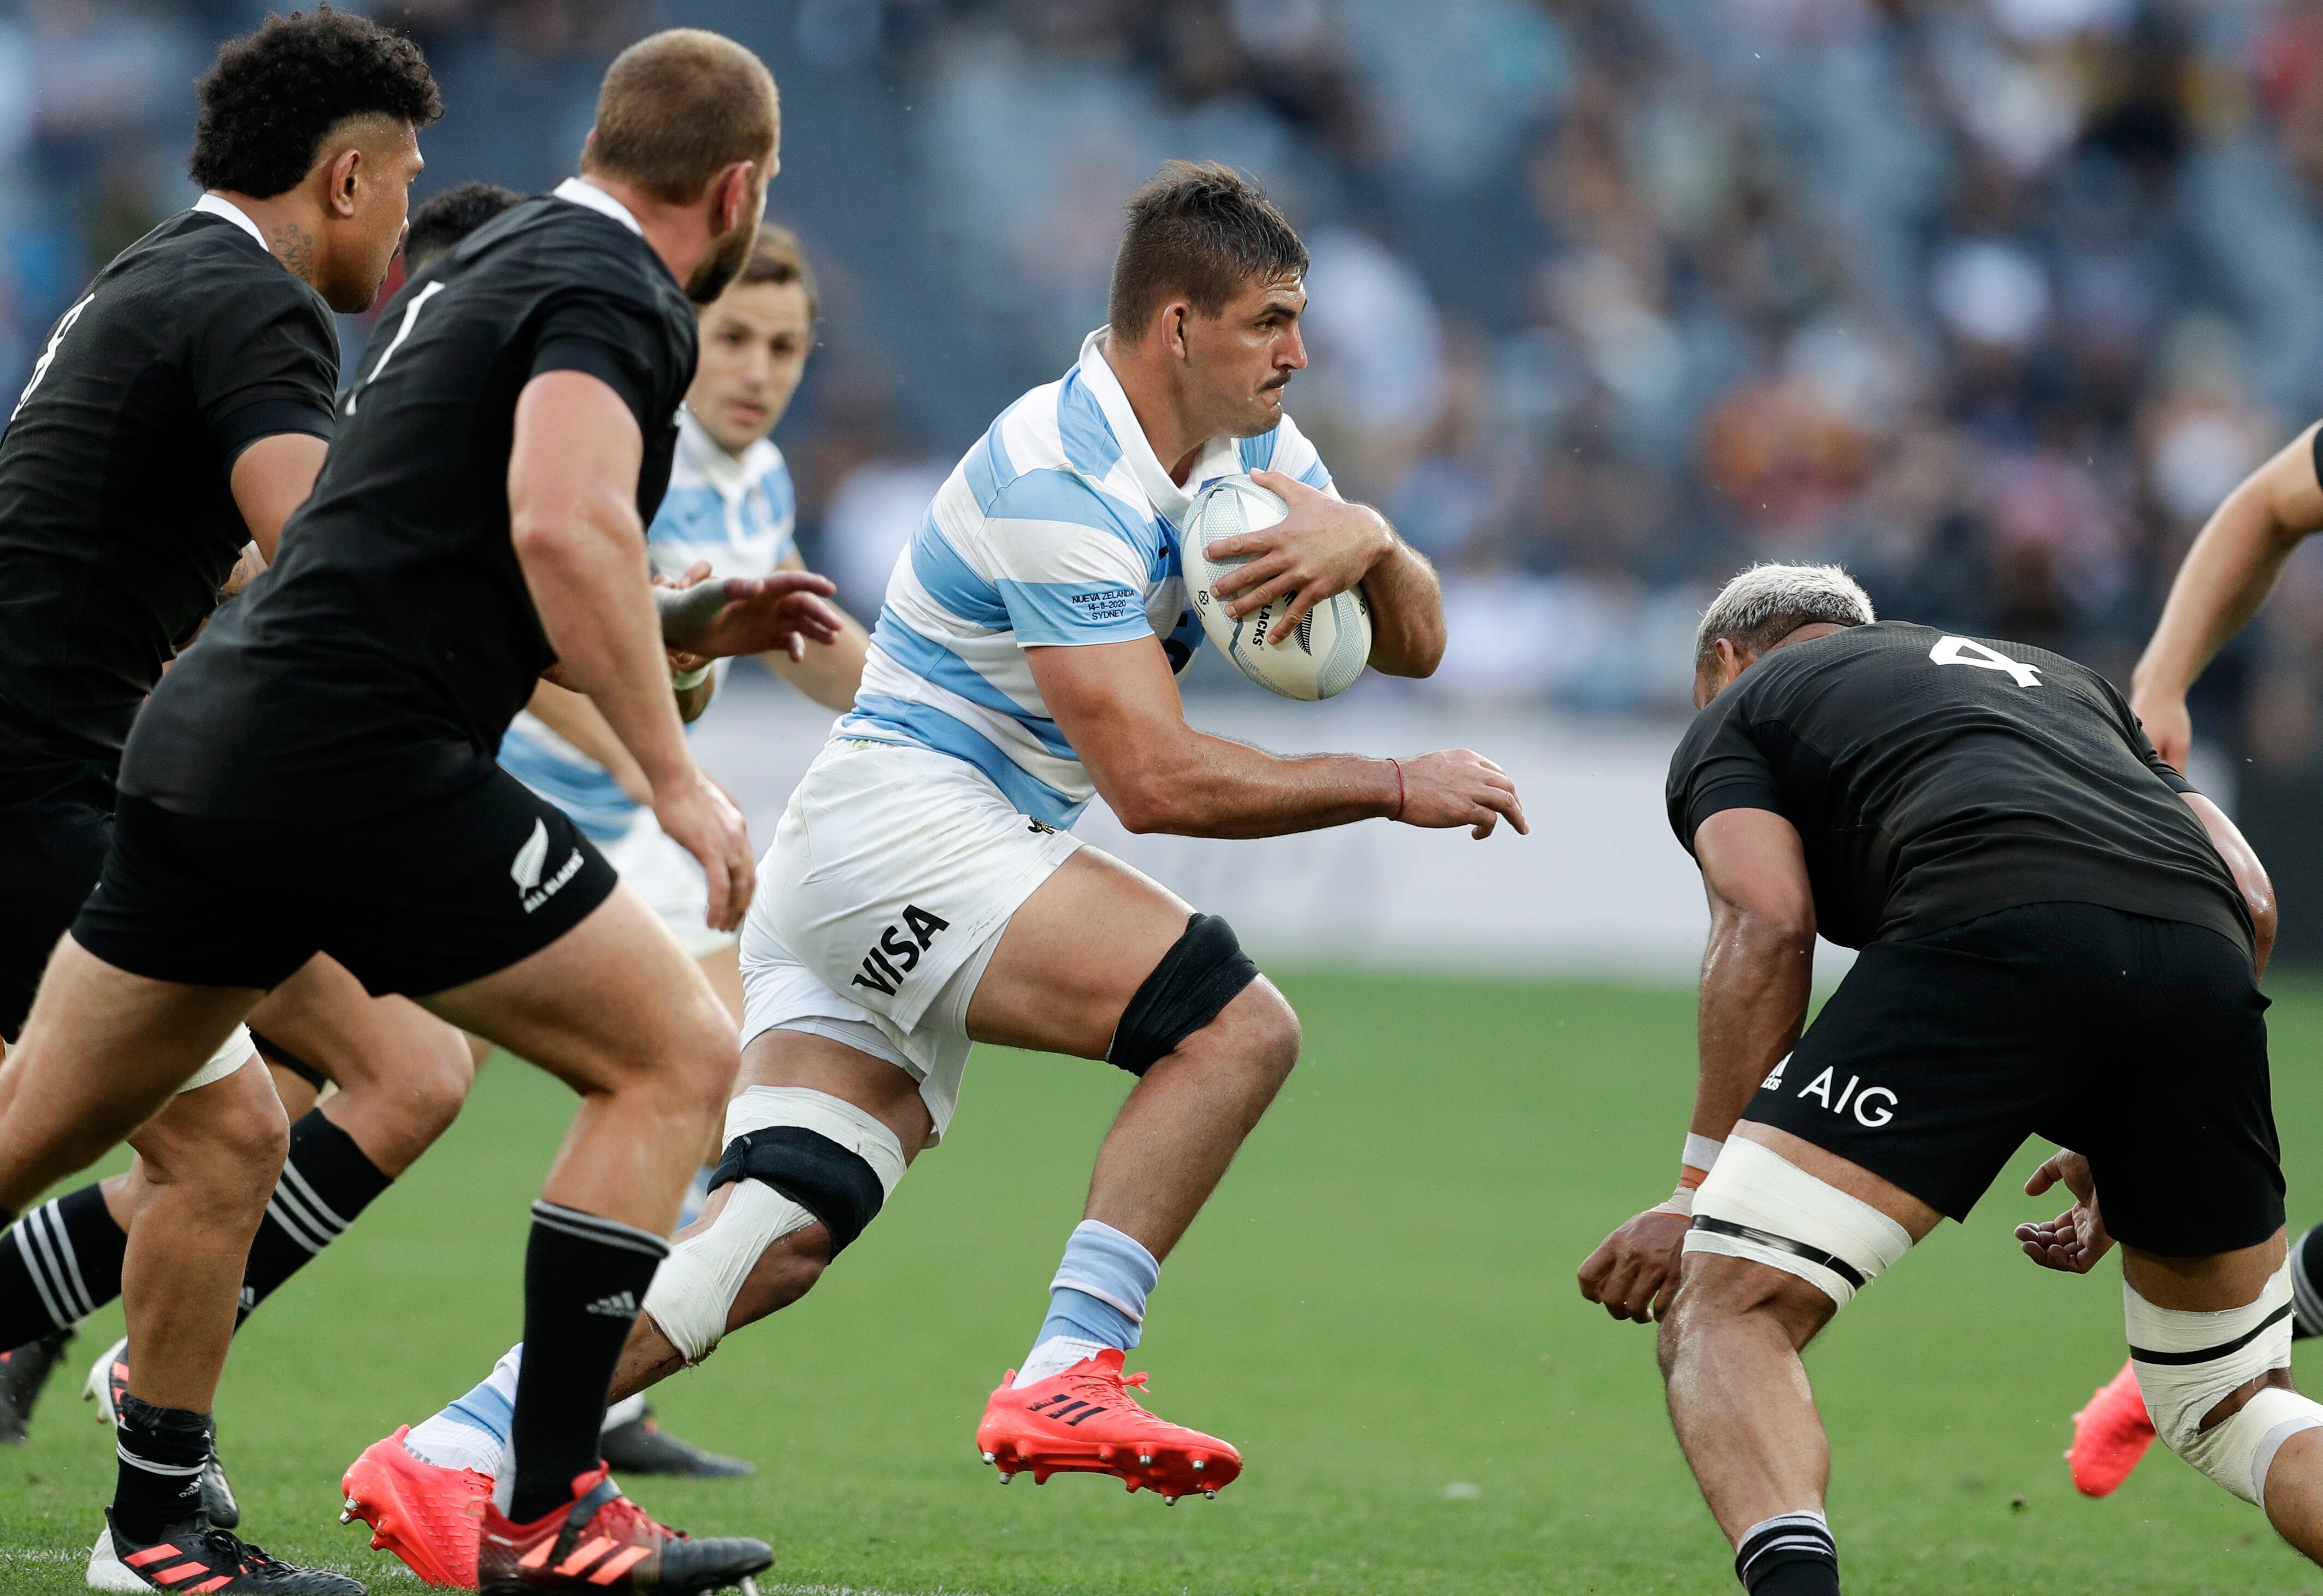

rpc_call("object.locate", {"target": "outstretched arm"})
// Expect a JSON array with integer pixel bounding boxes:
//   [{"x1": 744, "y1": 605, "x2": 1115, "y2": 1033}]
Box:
[
  {"x1": 2132, "y1": 423, "x2": 2323, "y2": 769},
  {"x1": 1029, "y1": 636, "x2": 1524, "y2": 840},
  {"x1": 1578, "y1": 807, "x2": 1816, "y2": 1323},
  {"x1": 762, "y1": 551, "x2": 870, "y2": 711}
]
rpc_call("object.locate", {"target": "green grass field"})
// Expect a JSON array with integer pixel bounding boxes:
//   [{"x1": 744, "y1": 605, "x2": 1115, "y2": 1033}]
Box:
[{"x1": 7, "y1": 971, "x2": 2323, "y2": 1594}]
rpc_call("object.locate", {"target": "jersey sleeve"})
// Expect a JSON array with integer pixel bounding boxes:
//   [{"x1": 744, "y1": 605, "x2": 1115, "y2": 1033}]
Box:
[
  {"x1": 530, "y1": 281, "x2": 685, "y2": 440},
  {"x1": 193, "y1": 279, "x2": 338, "y2": 470},
  {"x1": 1665, "y1": 693, "x2": 1788, "y2": 852},
  {"x1": 1236, "y1": 412, "x2": 1336, "y2": 495},
  {"x1": 982, "y1": 469, "x2": 1155, "y2": 647}
]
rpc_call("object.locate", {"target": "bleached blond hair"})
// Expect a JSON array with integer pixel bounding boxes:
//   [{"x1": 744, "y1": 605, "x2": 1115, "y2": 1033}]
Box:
[{"x1": 1695, "y1": 563, "x2": 1874, "y2": 666}]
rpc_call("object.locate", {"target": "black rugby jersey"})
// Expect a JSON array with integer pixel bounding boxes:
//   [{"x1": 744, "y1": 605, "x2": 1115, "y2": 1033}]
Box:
[
  {"x1": 121, "y1": 191, "x2": 697, "y2": 819},
  {"x1": 0, "y1": 206, "x2": 338, "y2": 777},
  {"x1": 1665, "y1": 620, "x2": 2251, "y2": 954}
]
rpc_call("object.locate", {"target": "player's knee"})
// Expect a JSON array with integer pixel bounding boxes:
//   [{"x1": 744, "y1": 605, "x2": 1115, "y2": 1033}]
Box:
[
  {"x1": 2130, "y1": 1263, "x2": 2323, "y2": 1506},
  {"x1": 641, "y1": 1085, "x2": 905, "y2": 1364},
  {"x1": 139, "y1": 1077, "x2": 288, "y2": 1211},
  {"x1": 1109, "y1": 913, "x2": 1276, "y2": 1080}
]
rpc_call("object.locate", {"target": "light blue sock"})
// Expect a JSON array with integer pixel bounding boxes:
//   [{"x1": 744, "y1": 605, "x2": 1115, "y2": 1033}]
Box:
[
  {"x1": 1014, "y1": 1220, "x2": 1159, "y2": 1386},
  {"x1": 403, "y1": 1344, "x2": 521, "y2": 1474}
]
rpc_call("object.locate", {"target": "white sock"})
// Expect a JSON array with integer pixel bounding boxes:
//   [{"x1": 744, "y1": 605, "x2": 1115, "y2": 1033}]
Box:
[
  {"x1": 404, "y1": 1343, "x2": 521, "y2": 1476},
  {"x1": 1013, "y1": 1335, "x2": 1106, "y2": 1388},
  {"x1": 602, "y1": 1393, "x2": 648, "y2": 1431}
]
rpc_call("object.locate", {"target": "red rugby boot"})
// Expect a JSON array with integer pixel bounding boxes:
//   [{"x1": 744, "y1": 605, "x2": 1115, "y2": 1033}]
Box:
[
  {"x1": 2067, "y1": 1358, "x2": 2156, "y2": 1498},
  {"x1": 473, "y1": 1465, "x2": 771, "y2": 1593},
  {"x1": 341, "y1": 1426, "x2": 491, "y2": 1588},
  {"x1": 975, "y1": 1349, "x2": 1241, "y2": 1504}
]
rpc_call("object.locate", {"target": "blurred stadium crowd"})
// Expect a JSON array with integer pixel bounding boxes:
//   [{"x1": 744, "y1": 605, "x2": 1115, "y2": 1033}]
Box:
[{"x1": 16, "y1": 0, "x2": 2323, "y2": 761}]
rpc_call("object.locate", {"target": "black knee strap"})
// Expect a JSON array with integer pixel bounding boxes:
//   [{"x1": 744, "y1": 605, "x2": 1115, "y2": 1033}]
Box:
[
  {"x1": 247, "y1": 1030, "x2": 328, "y2": 1092},
  {"x1": 1107, "y1": 913, "x2": 1259, "y2": 1077},
  {"x1": 707, "y1": 1126, "x2": 884, "y2": 1256}
]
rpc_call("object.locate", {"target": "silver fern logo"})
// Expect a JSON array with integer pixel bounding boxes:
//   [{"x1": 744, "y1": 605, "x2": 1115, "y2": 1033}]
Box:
[{"x1": 510, "y1": 819, "x2": 550, "y2": 892}]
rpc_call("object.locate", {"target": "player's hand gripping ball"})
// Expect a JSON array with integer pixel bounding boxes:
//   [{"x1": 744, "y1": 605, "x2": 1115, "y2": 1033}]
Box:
[{"x1": 1181, "y1": 474, "x2": 1372, "y2": 701}]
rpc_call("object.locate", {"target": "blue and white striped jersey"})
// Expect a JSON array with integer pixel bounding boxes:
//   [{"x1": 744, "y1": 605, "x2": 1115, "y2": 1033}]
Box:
[
  {"x1": 835, "y1": 328, "x2": 1334, "y2": 827},
  {"x1": 499, "y1": 408, "x2": 797, "y2": 840}
]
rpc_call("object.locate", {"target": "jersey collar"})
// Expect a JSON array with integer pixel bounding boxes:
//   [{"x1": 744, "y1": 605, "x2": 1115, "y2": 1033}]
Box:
[
  {"x1": 676, "y1": 408, "x2": 779, "y2": 504},
  {"x1": 1075, "y1": 327, "x2": 1240, "y2": 527},
  {"x1": 551, "y1": 177, "x2": 645, "y2": 237},
  {"x1": 192, "y1": 193, "x2": 269, "y2": 253}
]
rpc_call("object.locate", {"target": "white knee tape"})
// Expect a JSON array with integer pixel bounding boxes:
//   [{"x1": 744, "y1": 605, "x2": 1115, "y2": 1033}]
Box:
[
  {"x1": 643, "y1": 1180, "x2": 813, "y2": 1365},
  {"x1": 641, "y1": 1089, "x2": 909, "y2": 1365},
  {"x1": 1682, "y1": 1138, "x2": 1913, "y2": 1309},
  {"x1": 2127, "y1": 1264, "x2": 2323, "y2": 1505}
]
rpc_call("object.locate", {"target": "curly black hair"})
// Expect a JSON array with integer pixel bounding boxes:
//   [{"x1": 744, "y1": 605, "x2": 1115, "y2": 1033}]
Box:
[
  {"x1": 403, "y1": 181, "x2": 523, "y2": 273},
  {"x1": 190, "y1": 8, "x2": 443, "y2": 199}
]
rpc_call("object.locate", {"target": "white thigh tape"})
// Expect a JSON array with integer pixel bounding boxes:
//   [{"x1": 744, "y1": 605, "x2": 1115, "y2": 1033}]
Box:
[
  {"x1": 644, "y1": 1088, "x2": 911, "y2": 1364},
  {"x1": 722, "y1": 1085, "x2": 906, "y2": 1199},
  {"x1": 2126, "y1": 1263, "x2": 2320, "y2": 1505},
  {"x1": 179, "y1": 1025, "x2": 257, "y2": 1095},
  {"x1": 1683, "y1": 1138, "x2": 1913, "y2": 1309}
]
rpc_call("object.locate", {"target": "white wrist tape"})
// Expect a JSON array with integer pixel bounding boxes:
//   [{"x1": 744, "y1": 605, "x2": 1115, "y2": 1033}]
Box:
[
  {"x1": 1683, "y1": 1133, "x2": 1724, "y2": 1174},
  {"x1": 2126, "y1": 1263, "x2": 2323, "y2": 1506},
  {"x1": 671, "y1": 662, "x2": 710, "y2": 690},
  {"x1": 1652, "y1": 1186, "x2": 1695, "y2": 1218}
]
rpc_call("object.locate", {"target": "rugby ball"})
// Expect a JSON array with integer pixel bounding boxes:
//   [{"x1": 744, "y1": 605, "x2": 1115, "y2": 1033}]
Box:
[{"x1": 1180, "y1": 474, "x2": 1372, "y2": 701}]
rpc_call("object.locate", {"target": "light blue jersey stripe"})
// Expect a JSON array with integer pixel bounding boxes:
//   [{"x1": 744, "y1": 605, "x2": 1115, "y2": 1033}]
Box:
[
  {"x1": 909, "y1": 514, "x2": 1009, "y2": 626},
  {"x1": 872, "y1": 606, "x2": 1076, "y2": 756},
  {"x1": 846, "y1": 694, "x2": 1088, "y2": 827},
  {"x1": 989, "y1": 469, "x2": 1164, "y2": 565},
  {"x1": 1057, "y1": 368, "x2": 1122, "y2": 480},
  {"x1": 1238, "y1": 430, "x2": 1279, "y2": 473},
  {"x1": 997, "y1": 580, "x2": 1151, "y2": 647}
]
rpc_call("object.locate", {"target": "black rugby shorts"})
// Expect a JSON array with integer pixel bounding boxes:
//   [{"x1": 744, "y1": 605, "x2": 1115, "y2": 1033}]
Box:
[
  {"x1": 1742, "y1": 901, "x2": 2281, "y2": 1258},
  {"x1": 0, "y1": 763, "x2": 115, "y2": 1041},
  {"x1": 73, "y1": 769, "x2": 617, "y2": 1000}
]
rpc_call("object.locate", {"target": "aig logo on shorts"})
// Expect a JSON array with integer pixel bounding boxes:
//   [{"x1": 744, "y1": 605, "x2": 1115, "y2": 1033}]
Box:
[{"x1": 1760, "y1": 1057, "x2": 1897, "y2": 1128}]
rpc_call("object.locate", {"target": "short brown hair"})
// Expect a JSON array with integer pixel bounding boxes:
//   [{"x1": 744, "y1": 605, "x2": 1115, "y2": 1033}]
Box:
[
  {"x1": 735, "y1": 223, "x2": 818, "y2": 326},
  {"x1": 582, "y1": 28, "x2": 779, "y2": 206},
  {"x1": 1107, "y1": 161, "x2": 1307, "y2": 338}
]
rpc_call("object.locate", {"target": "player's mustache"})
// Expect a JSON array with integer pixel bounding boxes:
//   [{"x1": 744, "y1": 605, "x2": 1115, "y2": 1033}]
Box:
[{"x1": 1260, "y1": 372, "x2": 1293, "y2": 392}]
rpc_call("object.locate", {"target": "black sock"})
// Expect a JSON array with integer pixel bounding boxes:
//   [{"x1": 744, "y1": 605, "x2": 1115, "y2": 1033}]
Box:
[
  {"x1": 507, "y1": 1201, "x2": 667, "y2": 1523},
  {"x1": 112, "y1": 1394, "x2": 211, "y2": 1543},
  {"x1": 2292, "y1": 1223, "x2": 2323, "y2": 1341},
  {"x1": 1736, "y1": 1512, "x2": 1839, "y2": 1595},
  {"x1": 238, "y1": 1109, "x2": 393, "y2": 1323},
  {"x1": 0, "y1": 1184, "x2": 126, "y2": 1345}
]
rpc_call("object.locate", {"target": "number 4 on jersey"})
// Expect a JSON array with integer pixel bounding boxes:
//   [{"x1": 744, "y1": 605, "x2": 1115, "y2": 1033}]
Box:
[{"x1": 1930, "y1": 635, "x2": 2042, "y2": 688}]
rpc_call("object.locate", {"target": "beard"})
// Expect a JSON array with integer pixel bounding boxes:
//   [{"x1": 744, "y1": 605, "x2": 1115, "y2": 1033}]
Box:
[{"x1": 686, "y1": 208, "x2": 759, "y2": 305}]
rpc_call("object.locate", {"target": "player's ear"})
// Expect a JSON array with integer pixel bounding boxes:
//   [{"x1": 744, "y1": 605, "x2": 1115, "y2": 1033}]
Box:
[
  {"x1": 1162, "y1": 302, "x2": 1193, "y2": 364},
  {"x1": 711, "y1": 162, "x2": 754, "y2": 236},
  {"x1": 324, "y1": 146, "x2": 363, "y2": 220}
]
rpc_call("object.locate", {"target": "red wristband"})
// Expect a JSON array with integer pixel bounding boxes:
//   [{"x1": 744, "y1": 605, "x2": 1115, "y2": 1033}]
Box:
[{"x1": 1388, "y1": 756, "x2": 1405, "y2": 821}]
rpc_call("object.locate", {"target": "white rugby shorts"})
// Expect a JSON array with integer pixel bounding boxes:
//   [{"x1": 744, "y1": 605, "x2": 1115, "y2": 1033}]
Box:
[
  {"x1": 181, "y1": 1024, "x2": 257, "y2": 1094},
  {"x1": 739, "y1": 738, "x2": 1082, "y2": 1140},
  {"x1": 600, "y1": 806, "x2": 735, "y2": 959}
]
